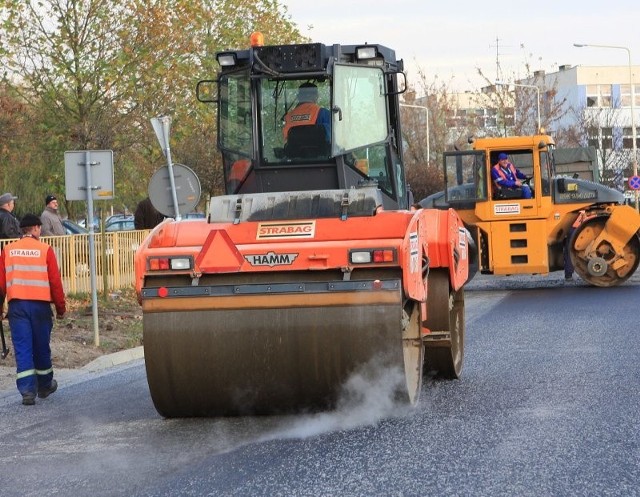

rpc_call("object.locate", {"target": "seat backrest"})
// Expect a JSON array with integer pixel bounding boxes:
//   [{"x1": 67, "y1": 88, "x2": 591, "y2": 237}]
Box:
[
  {"x1": 493, "y1": 187, "x2": 523, "y2": 200},
  {"x1": 285, "y1": 125, "x2": 329, "y2": 158}
]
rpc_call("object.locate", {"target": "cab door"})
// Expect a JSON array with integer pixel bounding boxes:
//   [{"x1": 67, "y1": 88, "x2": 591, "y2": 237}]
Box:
[
  {"x1": 442, "y1": 148, "x2": 551, "y2": 275},
  {"x1": 478, "y1": 149, "x2": 550, "y2": 274},
  {"x1": 441, "y1": 150, "x2": 487, "y2": 219}
]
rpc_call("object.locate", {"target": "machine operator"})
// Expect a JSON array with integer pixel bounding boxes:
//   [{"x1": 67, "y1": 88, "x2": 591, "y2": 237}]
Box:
[{"x1": 491, "y1": 152, "x2": 532, "y2": 199}]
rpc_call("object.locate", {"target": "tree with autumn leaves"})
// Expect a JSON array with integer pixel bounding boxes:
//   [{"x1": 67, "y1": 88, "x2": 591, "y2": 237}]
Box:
[
  {"x1": 1, "y1": 2, "x2": 588, "y2": 219},
  {"x1": 0, "y1": 0, "x2": 305, "y2": 219}
]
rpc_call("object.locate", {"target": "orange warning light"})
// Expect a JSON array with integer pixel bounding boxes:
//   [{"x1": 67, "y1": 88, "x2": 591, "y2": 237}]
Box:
[{"x1": 250, "y1": 32, "x2": 264, "y2": 47}]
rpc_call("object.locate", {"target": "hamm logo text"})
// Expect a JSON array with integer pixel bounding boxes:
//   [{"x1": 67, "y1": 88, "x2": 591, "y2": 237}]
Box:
[{"x1": 245, "y1": 252, "x2": 300, "y2": 267}]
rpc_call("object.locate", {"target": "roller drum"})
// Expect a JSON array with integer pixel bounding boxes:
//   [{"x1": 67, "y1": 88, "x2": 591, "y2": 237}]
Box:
[
  {"x1": 143, "y1": 290, "x2": 406, "y2": 417},
  {"x1": 569, "y1": 216, "x2": 640, "y2": 287}
]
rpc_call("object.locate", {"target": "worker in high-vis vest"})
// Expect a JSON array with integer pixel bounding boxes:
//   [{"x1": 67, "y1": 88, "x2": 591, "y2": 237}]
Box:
[
  {"x1": 491, "y1": 152, "x2": 532, "y2": 199},
  {"x1": 0, "y1": 213, "x2": 66, "y2": 406},
  {"x1": 282, "y1": 82, "x2": 331, "y2": 141}
]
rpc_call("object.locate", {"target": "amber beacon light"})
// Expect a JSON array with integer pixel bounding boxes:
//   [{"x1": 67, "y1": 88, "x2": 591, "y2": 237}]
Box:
[{"x1": 250, "y1": 32, "x2": 264, "y2": 47}]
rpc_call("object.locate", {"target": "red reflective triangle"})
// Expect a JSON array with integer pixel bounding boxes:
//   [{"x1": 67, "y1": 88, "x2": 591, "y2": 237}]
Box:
[{"x1": 195, "y1": 229, "x2": 244, "y2": 272}]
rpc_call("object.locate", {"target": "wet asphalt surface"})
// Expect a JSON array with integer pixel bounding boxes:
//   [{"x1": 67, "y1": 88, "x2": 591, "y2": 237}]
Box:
[{"x1": 0, "y1": 273, "x2": 638, "y2": 496}]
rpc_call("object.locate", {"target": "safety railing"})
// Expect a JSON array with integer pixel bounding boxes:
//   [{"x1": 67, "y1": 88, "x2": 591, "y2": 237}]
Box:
[{"x1": 0, "y1": 230, "x2": 149, "y2": 295}]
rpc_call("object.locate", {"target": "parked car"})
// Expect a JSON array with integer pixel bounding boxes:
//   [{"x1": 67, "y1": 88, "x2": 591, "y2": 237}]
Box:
[
  {"x1": 62, "y1": 219, "x2": 88, "y2": 235},
  {"x1": 184, "y1": 212, "x2": 206, "y2": 219},
  {"x1": 105, "y1": 217, "x2": 136, "y2": 232},
  {"x1": 106, "y1": 213, "x2": 132, "y2": 225},
  {"x1": 77, "y1": 218, "x2": 100, "y2": 231},
  {"x1": 78, "y1": 214, "x2": 133, "y2": 231}
]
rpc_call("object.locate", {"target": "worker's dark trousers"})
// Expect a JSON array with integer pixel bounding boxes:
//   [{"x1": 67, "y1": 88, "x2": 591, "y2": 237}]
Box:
[{"x1": 8, "y1": 299, "x2": 54, "y2": 396}]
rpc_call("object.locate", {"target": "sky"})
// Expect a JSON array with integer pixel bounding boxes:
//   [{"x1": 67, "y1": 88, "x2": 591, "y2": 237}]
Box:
[{"x1": 282, "y1": 0, "x2": 640, "y2": 92}]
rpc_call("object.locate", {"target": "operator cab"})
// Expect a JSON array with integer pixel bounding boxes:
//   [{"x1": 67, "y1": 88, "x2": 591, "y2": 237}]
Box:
[
  {"x1": 199, "y1": 36, "x2": 411, "y2": 210},
  {"x1": 424, "y1": 137, "x2": 555, "y2": 219}
]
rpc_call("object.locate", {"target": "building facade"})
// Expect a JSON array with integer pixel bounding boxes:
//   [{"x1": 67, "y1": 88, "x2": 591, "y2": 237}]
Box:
[
  {"x1": 528, "y1": 64, "x2": 639, "y2": 194},
  {"x1": 531, "y1": 64, "x2": 640, "y2": 146}
]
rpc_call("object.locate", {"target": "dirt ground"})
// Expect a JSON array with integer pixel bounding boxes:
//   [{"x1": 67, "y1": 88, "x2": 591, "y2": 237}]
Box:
[{"x1": 0, "y1": 288, "x2": 143, "y2": 391}]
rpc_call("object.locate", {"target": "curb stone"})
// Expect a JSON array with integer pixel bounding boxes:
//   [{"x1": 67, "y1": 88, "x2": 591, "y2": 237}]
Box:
[{"x1": 81, "y1": 346, "x2": 145, "y2": 372}]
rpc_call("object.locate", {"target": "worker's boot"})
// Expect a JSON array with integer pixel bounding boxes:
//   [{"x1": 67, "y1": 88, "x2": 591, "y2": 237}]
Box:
[
  {"x1": 22, "y1": 393, "x2": 36, "y2": 406},
  {"x1": 38, "y1": 379, "x2": 58, "y2": 399}
]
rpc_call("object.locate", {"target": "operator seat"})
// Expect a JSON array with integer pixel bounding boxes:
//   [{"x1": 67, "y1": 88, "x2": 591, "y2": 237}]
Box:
[
  {"x1": 284, "y1": 125, "x2": 330, "y2": 159},
  {"x1": 493, "y1": 186, "x2": 524, "y2": 200}
]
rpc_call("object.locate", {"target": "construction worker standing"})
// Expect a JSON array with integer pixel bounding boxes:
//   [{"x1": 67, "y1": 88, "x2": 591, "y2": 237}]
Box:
[{"x1": 0, "y1": 214, "x2": 66, "y2": 405}]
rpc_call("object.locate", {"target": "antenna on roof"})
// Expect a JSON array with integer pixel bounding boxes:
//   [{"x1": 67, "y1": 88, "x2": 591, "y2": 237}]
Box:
[{"x1": 490, "y1": 37, "x2": 511, "y2": 82}]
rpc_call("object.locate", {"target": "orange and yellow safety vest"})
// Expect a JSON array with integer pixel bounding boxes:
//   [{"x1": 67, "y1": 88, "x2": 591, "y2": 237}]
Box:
[
  {"x1": 492, "y1": 163, "x2": 519, "y2": 187},
  {"x1": 283, "y1": 103, "x2": 321, "y2": 139},
  {"x1": 3, "y1": 236, "x2": 53, "y2": 302}
]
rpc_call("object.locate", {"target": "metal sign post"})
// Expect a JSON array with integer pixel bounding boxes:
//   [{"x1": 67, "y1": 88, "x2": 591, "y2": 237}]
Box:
[
  {"x1": 151, "y1": 116, "x2": 182, "y2": 221},
  {"x1": 64, "y1": 149, "x2": 114, "y2": 347},
  {"x1": 84, "y1": 151, "x2": 100, "y2": 346}
]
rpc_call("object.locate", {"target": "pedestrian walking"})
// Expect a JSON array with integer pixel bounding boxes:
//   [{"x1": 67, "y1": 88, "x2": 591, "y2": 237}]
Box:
[
  {"x1": 40, "y1": 194, "x2": 66, "y2": 236},
  {"x1": 0, "y1": 214, "x2": 66, "y2": 405},
  {"x1": 0, "y1": 192, "x2": 21, "y2": 240}
]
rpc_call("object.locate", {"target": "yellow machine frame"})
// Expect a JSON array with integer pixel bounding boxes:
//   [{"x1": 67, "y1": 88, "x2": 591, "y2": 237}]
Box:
[{"x1": 425, "y1": 135, "x2": 640, "y2": 286}]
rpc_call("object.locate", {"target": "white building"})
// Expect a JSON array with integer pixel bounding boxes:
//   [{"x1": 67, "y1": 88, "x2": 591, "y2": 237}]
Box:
[
  {"x1": 525, "y1": 64, "x2": 640, "y2": 152},
  {"x1": 422, "y1": 65, "x2": 640, "y2": 190},
  {"x1": 446, "y1": 91, "x2": 514, "y2": 130}
]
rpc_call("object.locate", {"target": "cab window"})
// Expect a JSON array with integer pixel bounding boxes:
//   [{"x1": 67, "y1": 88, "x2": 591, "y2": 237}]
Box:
[
  {"x1": 444, "y1": 151, "x2": 487, "y2": 205},
  {"x1": 219, "y1": 70, "x2": 255, "y2": 194},
  {"x1": 258, "y1": 78, "x2": 331, "y2": 163},
  {"x1": 539, "y1": 150, "x2": 552, "y2": 196},
  {"x1": 218, "y1": 70, "x2": 253, "y2": 157},
  {"x1": 332, "y1": 64, "x2": 387, "y2": 154},
  {"x1": 349, "y1": 144, "x2": 395, "y2": 197}
]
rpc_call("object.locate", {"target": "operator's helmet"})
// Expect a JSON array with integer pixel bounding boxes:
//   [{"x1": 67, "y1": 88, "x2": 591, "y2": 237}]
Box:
[{"x1": 297, "y1": 82, "x2": 318, "y2": 103}]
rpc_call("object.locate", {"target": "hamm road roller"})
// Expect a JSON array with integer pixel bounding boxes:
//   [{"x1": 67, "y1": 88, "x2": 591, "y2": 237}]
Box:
[
  {"x1": 135, "y1": 34, "x2": 469, "y2": 417},
  {"x1": 421, "y1": 134, "x2": 640, "y2": 286}
]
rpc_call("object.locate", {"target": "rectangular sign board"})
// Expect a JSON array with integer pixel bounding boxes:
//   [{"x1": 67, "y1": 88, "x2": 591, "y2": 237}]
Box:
[{"x1": 64, "y1": 150, "x2": 115, "y2": 201}]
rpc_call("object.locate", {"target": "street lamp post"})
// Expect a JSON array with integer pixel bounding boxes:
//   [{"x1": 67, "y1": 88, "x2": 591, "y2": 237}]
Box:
[
  {"x1": 494, "y1": 81, "x2": 541, "y2": 133},
  {"x1": 574, "y1": 43, "x2": 638, "y2": 210}
]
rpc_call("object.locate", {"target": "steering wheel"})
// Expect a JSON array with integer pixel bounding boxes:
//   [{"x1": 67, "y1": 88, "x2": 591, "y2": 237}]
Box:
[{"x1": 522, "y1": 176, "x2": 533, "y2": 186}]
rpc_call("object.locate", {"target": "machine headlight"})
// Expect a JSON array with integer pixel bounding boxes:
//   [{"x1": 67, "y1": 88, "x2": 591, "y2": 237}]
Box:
[
  {"x1": 217, "y1": 53, "x2": 237, "y2": 67},
  {"x1": 356, "y1": 46, "x2": 378, "y2": 60}
]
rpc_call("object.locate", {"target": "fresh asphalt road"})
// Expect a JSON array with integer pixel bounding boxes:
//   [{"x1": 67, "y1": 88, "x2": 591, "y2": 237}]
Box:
[{"x1": 0, "y1": 274, "x2": 638, "y2": 497}]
